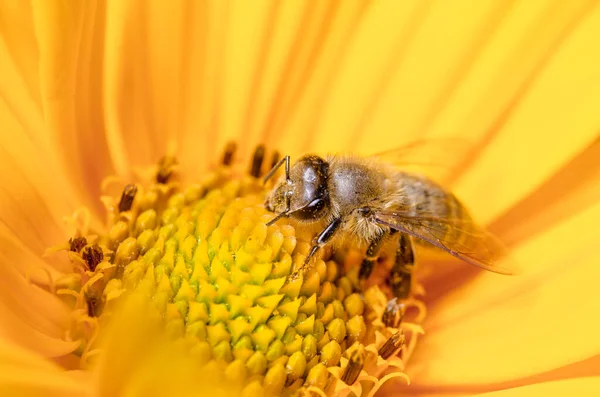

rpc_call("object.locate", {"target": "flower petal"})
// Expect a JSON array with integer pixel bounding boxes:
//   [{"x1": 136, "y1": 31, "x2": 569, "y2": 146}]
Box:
[
  {"x1": 0, "y1": 10, "x2": 45, "y2": 141},
  {"x1": 0, "y1": 335, "x2": 86, "y2": 397},
  {"x1": 0, "y1": 100, "x2": 91, "y2": 262},
  {"x1": 489, "y1": 137, "x2": 600, "y2": 247},
  {"x1": 0, "y1": 225, "x2": 78, "y2": 358},
  {"x1": 310, "y1": 1, "x2": 596, "y2": 161},
  {"x1": 103, "y1": 0, "x2": 180, "y2": 174},
  {"x1": 314, "y1": 0, "x2": 512, "y2": 154},
  {"x1": 30, "y1": 0, "x2": 115, "y2": 211},
  {"x1": 93, "y1": 294, "x2": 245, "y2": 397},
  {"x1": 452, "y1": 1, "x2": 600, "y2": 223},
  {"x1": 477, "y1": 377, "x2": 600, "y2": 396},
  {"x1": 409, "y1": 201, "x2": 600, "y2": 386},
  {"x1": 0, "y1": 1, "x2": 42, "y2": 113}
]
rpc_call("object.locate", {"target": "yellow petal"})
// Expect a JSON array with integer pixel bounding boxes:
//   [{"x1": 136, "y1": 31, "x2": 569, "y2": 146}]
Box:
[
  {"x1": 0, "y1": 335, "x2": 86, "y2": 397},
  {"x1": 490, "y1": 137, "x2": 600, "y2": 246},
  {"x1": 177, "y1": 0, "x2": 244, "y2": 172},
  {"x1": 478, "y1": 377, "x2": 600, "y2": 396},
  {"x1": 315, "y1": 1, "x2": 512, "y2": 153},
  {"x1": 0, "y1": 1, "x2": 42, "y2": 113},
  {"x1": 103, "y1": 0, "x2": 180, "y2": 175},
  {"x1": 453, "y1": 2, "x2": 600, "y2": 223},
  {"x1": 0, "y1": 226, "x2": 78, "y2": 358},
  {"x1": 93, "y1": 294, "x2": 244, "y2": 397},
  {"x1": 409, "y1": 201, "x2": 600, "y2": 386},
  {"x1": 0, "y1": 101, "x2": 88, "y2": 262},
  {"x1": 0, "y1": 20, "x2": 44, "y2": 140},
  {"x1": 30, "y1": 0, "x2": 115, "y2": 207}
]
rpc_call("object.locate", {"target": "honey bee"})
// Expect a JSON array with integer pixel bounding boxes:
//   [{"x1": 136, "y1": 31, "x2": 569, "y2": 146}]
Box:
[{"x1": 263, "y1": 145, "x2": 514, "y2": 316}]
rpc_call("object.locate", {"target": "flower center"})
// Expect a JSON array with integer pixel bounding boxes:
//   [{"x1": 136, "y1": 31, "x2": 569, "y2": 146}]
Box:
[{"x1": 54, "y1": 146, "x2": 426, "y2": 396}]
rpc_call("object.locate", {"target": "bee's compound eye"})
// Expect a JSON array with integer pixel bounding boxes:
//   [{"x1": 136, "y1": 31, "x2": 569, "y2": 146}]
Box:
[{"x1": 294, "y1": 197, "x2": 326, "y2": 220}]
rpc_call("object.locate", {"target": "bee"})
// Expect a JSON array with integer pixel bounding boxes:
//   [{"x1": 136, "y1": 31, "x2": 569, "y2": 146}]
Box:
[{"x1": 263, "y1": 146, "x2": 514, "y2": 320}]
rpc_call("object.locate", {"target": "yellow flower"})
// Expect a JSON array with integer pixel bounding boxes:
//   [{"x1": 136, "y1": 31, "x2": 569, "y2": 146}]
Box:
[{"x1": 2, "y1": 1, "x2": 600, "y2": 396}]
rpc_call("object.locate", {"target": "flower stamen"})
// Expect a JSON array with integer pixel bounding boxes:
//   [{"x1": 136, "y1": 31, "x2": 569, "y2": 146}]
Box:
[
  {"x1": 378, "y1": 330, "x2": 405, "y2": 360},
  {"x1": 222, "y1": 141, "x2": 237, "y2": 166},
  {"x1": 156, "y1": 156, "x2": 178, "y2": 184},
  {"x1": 341, "y1": 346, "x2": 366, "y2": 385},
  {"x1": 69, "y1": 236, "x2": 88, "y2": 252},
  {"x1": 381, "y1": 297, "x2": 405, "y2": 328},
  {"x1": 81, "y1": 244, "x2": 104, "y2": 272},
  {"x1": 250, "y1": 144, "x2": 266, "y2": 178},
  {"x1": 118, "y1": 184, "x2": 138, "y2": 212}
]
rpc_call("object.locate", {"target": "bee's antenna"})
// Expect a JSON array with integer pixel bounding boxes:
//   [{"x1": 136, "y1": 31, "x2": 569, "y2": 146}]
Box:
[
  {"x1": 263, "y1": 155, "x2": 290, "y2": 184},
  {"x1": 265, "y1": 155, "x2": 292, "y2": 227}
]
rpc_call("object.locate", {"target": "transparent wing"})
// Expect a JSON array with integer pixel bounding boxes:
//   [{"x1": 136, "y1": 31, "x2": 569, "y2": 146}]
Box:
[
  {"x1": 374, "y1": 209, "x2": 515, "y2": 275},
  {"x1": 370, "y1": 138, "x2": 474, "y2": 187}
]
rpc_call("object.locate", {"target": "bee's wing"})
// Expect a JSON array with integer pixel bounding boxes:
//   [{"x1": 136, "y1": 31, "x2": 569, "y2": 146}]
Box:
[
  {"x1": 370, "y1": 138, "x2": 473, "y2": 186},
  {"x1": 373, "y1": 210, "x2": 515, "y2": 275}
]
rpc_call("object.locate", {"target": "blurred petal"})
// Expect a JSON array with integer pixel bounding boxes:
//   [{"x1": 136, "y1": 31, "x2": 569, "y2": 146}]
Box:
[
  {"x1": 490, "y1": 137, "x2": 600, "y2": 246},
  {"x1": 0, "y1": 240, "x2": 77, "y2": 358},
  {"x1": 313, "y1": 1, "x2": 597, "y2": 159},
  {"x1": 0, "y1": 8, "x2": 45, "y2": 141},
  {"x1": 93, "y1": 294, "x2": 244, "y2": 397},
  {"x1": 478, "y1": 377, "x2": 600, "y2": 396},
  {"x1": 0, "y1": 99, "x2": 89, "y2": 262},
  {"x1": 0, "y1": 1, "x2": 42, "y2": 114},
  {"x1": 104, "y1": 0, "x2": 181, "y2": 174},
  {"x1": 238, "y1": 0, "x2": 370, "y2": 155},
  {"x1": 409, "y1": 201, "x2": 600, "y2": 386},
  {"x1": 453, "y1": 1, "x2": 600, "y2": 223},
  {"x1": 31, "y1": 0, "x2": 114, "y2": 211},
  {"x1": 0, "y1": 336, "x2": 86, "y2": 397}
]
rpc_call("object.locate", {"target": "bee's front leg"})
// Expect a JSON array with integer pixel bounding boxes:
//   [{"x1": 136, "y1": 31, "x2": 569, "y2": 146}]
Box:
[{"x1": 290, "y1": 217, "x2": 342, "y2": 279}]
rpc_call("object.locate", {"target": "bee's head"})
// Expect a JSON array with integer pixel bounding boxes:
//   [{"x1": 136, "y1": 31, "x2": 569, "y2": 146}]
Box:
[{"x1": 265, "y1": 155, "x2": 330, "y2": 221}]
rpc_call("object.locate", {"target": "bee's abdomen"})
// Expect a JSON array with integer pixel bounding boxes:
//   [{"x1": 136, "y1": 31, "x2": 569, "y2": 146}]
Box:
[{"x1": 401, "y1": 175, "x2": 471, "y2": 244}]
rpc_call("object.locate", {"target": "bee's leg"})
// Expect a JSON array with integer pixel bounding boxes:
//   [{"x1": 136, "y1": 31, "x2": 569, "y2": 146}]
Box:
[
  {"x1": 358, "y1": 233, "x2": 386, "y2": 280},
  {"x1": 390, "y1": 233, "x2": 415, "y2": 299},
  {"x1": 291, "y1": 217, "x2": 342, "y2": 278},
  {"x1": 382, "y1": 233, "x2": 414, "y2": 327}
]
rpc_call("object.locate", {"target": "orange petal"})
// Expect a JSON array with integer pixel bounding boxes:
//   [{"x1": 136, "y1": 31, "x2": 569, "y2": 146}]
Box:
[
  {"x1": 103, "y1": 0, "x2": 179, "y2": 174},
  {"x1": 452, "y1": 2, "x2": 600, "y2": 224},
  {"x1": 30, "y1": 0, "x2": 115, "y2": 211},
  {"x1": 93, "y1": 294, "x2": 244, "y2": 397},
  {"x1": 409, "y1": 201, "x2": 600, "y2": 386},
  {"x1": 489, "y1": 137, "x2": 600, "y2": 247},
  {"x1": 314, "y1": 1, "x2": 511, "y2": 154},
  {"x1": 0, "y1": 335, "x2": 86, "y2": 397},
  {"x1": 477, "y1": 377, "x2": 600, "y2": 396},
  {"x1": 0, "y1": 226, "x2": 78, "y2": 358},
  {"x1": 310, "y1": 1, "x2": 597, "y2": 160},
  {"x1": 0, "y1": 13, "x2": 45, "y2": 141},
  {"x1": 0, "y1": 1, "x2": 42, "y2": 114},
  {"x1": 0, "y1": 103, "x2": 87, "y2": 262}
]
